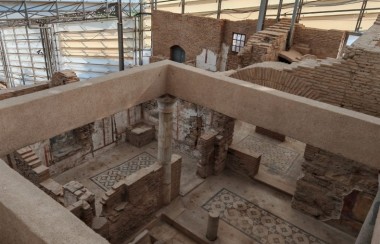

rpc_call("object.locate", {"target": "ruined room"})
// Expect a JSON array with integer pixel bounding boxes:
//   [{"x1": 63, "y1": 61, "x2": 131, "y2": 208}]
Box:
[{"x1": 0, "y1": 1, "x2": 380, "y2": 244}]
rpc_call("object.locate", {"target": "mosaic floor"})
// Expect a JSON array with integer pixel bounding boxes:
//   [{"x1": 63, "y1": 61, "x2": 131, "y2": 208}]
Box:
[
  {"x1": 203, "y1": 188, "x2": 327, "y2": 244},
  {"x1": 235, "y1": 135, "x2": 299, "y2": 174},
  {"x1": 90, "y1": 152, "x2": 156, "y2": 191}
]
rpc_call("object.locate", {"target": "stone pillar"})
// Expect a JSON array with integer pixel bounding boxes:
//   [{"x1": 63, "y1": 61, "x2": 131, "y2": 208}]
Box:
[
  {"x1": 157, "y1": 95, "x2": 176, "y2": 205},
  {"x1": 206, "y1": 210, "x2": 220, "y2": 241}
]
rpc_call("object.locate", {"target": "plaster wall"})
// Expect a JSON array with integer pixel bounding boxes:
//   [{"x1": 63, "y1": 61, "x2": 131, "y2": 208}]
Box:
[
  {"x1": 196, "y1": 49, "x2": 218, "y2": 71},
  {"x1": 0, "y1": 61, "x2": 379, "y2": 169},
  {"x1": 0, "y1": 161, "x2": 108, "y2": 244}
]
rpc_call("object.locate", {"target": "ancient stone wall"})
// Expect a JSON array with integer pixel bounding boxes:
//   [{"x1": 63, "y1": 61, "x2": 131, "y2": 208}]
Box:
[
  {"x1": 64, "y1": 181, "x2": 96, "y2": 227},
  {"x1": 293, "y1": 144, "x2": 377, "y2": 234},
  {"x1": 293, "y1": 25, "x2": 346, "y2": 59},
  {"x1": 28, "y1": 105, "x2": 142, "y2": 176},
  {"x1": 12, "y1": 70, "x2": 143, "y2": 176},
  {"x1": 142, "y1": 99, "x2": 234, "y2": 165},
  {"x1": 14, "y1": 147, "x2": 50, "y2": 185},
  {"x1": 13, "y1": 147, "x2": 97, "y2": 227},
  {"x1": 195, "y1": 115, "x2": 235, "y2": 178},
  {"x1": 100, "y1": 156, "x2": 182, "y2": 243}
]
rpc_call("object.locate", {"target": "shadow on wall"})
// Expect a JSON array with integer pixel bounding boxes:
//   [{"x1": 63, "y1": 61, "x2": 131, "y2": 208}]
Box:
[{"x1": 170, "y1": 45, "x2": 185, "y2": 63}]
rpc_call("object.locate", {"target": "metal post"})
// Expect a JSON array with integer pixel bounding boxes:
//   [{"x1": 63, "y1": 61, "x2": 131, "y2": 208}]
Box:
[
  {"x1": 286, "y1": 0, "x2": 300, "y2": 50},
  {"x1": 276, "y1": 0, "x2": 283, "y2": 22},
  {"x1": 0, "y1": 31, "x2": 12, "y2": 87},
  {"x1": 117, "y1": 0, "x2": 124, "y2": 71},
  {"x1": 40, "y1": 26, "x2": 54, "y2": 80},
  {"x1": 256, "y1": 0, "x2": 269, "y2": 32},
  {"x1": 134, "y1": 16, "x2": 137, "y2": 66},
  {"x1": 13, "y1": 27, "x2": 25, "y2": 85},
  {"x1": 25, "y1": 26, "x2": 37, "y2": 83},
  {"x1": 139, "y1": 0, "x2": 144, "y2": 66},
  {"x1": 181, "y1": 0, "x2": 185, "y2": 14},
  {"x1": 296, "y1": 0, "x2": 304, "y2": 23},
  {"x1": 216, "y1": 0, "x2": 222, "y2": 19},
  {"x1": 355, "y1": 0, "x2": 368, "y2": 33}
]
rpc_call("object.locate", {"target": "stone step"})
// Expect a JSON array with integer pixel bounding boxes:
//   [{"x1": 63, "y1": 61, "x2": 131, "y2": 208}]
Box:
[
  {"x1": 27, "y1": 158, "x2": 42, "y2": 169},
  {"x1": 259, "y1": 30, "x2": 286, "y2": 37},
  {"x1": 16, "y1": 147, "x2": 33, "y2": 156},
  {"x1": 24, "y1": 154, "x2": 39, "y2": 163},
  {"x1": 265, "y1": 27, "x2": 289, "y2": 34},
  {"x1": 19, "y1": 151, "x2": 35, "y2": 161},
  {"x1": 22, "y1": 151, "x2": 38, "y2": 160},
  {"x1": 33, "y1": 165, "x2": 49, "y2": 176}
]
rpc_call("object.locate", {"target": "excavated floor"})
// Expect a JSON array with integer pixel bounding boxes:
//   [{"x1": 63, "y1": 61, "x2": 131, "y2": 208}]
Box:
[
  {"x1": 151, "y1": 170, "x2": 354, "y2": 244},
  {"x1": 53, "y1": 121, "x2": 353, "y2": 243},
  {"x1": 232, "y1": 120, "x2": 305, "y2": 195}
]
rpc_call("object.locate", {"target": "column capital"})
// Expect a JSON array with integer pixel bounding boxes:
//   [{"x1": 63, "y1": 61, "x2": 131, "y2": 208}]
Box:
[{"x1": 157, "y1": 95, "x2": 176, "y2": 113}]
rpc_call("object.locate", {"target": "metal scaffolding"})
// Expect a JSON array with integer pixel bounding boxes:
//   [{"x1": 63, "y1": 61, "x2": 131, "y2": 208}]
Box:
[{"x1": 0, "y1": 0, "x2": 151, "y2": 86}]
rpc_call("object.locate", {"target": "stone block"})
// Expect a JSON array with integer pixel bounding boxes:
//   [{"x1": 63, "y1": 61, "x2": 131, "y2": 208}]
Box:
[
  {"x1": 227, "y1": 145, "x2": 261, "y2": 178},
  {"x1": 126, "y1": 122, "x2": 155, "y2": 148}
]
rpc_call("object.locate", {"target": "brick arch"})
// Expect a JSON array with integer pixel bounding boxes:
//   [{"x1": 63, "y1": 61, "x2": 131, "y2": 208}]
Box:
[{"x1": 229, "y1": 66, "x2": 320, "y2": 100}]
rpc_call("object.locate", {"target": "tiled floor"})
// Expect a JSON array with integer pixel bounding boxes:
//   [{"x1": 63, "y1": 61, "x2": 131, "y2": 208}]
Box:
[
  {"x1": 90, "y1": 152, "x2": 156, "y2": 191},
  {"x1": 159, "y1": 170, "x2": 354, "y2": 244},
  {"x1": 203, "y1": 188, "x2": 327, "y2": 244},
  {"x1": 232, "y1": 121, "x2": 305, "y2": 194},
  {"x1": 54, "y1": 121, "x2": 354, "y2": 244},
  {"x1": 54, "y1": 141, "x2": 202, "y2": 215},
  {"x1": 235, "y1": 135, "x2": 300, "y2": 174}
]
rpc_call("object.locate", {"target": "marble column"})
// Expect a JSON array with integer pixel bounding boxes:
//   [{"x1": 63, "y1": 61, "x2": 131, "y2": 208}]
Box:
[
  {"x1": 157, "y1": 95, "x2": 176, "y2": 205},
  {"x1": 206, "y1": 210, "x2": 220, "y2": 241}
]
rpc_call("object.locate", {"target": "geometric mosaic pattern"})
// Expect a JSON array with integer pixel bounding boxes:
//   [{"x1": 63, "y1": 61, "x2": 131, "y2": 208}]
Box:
[
  {"x1": 90, "y1": 152, "x2": 156, "y2": 191},
  {"x1": 236, "y1": 135, "x2": 299, "y2": 174},
  {"x1": 203, "y1": 188, "x2": 327, "y2": 244}
]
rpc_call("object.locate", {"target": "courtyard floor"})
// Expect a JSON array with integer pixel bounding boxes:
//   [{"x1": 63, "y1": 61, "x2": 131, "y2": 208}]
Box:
[{"x1": 53, "y1": 121, "x2": 353, "y2": 243}]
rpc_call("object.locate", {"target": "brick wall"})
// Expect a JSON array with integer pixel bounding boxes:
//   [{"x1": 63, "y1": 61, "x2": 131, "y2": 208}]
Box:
[
  {"x1": 224, "y1": 19, "x2": 259, "y2": 70},
  {"x1": 237, "y1": 20, "x2": 291, "y2": 68},
  {"x1": 152, "y1": 10, "x2": 224, "y2": 62},
  {"x1": 224, "y1": 19, "x2": 277, "y2": 70},
  {"x1": 151, "y1": 11, "x2": 279, "y2": 71},
  {"x1": 231, "y1": 48, "x2": 380, "y2": 119},
  {"x1": 229, "y1": 65, "x2": 320, "y2": 100},
  {"x1": 293, "y1": 25, "x2": 346, "y2": 59},
  {"x1": 196, "y1": 114, "x2": 235, "y2": 178},
  {"x1": 100, "y1": 155, "x2": 182, "y2": 243}
]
